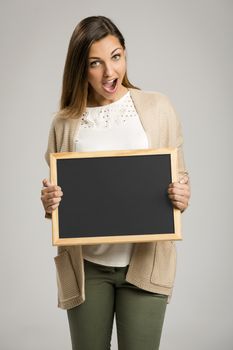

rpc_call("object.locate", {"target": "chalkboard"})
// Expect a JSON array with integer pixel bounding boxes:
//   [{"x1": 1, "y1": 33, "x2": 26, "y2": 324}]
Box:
[{"x1": 50, "y1": 148, "x2": 181, "y2": 246}]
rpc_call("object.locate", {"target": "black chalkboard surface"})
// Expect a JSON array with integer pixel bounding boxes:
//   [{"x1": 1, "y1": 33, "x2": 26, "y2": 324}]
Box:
[{"x1": 50, "y1": 148, "x2": 181, "y2": 246}]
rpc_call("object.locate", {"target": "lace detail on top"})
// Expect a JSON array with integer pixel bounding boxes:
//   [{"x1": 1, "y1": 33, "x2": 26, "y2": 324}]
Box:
[{"x1": 80, "y1": 91, "x2": 138, "y2": 129}]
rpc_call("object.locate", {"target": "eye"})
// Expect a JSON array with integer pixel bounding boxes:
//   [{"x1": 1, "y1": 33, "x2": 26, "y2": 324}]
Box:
[
  {"x1": 112, "y1": 54, "x2": 121, "y2": 61},
  {"x1": 89, "y1": 60, "x2": 100, "y2": 68}
]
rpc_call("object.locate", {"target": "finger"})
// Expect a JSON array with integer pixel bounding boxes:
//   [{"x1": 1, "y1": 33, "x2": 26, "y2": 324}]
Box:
[
  {"x1": 42, "y1": 179, "x2": 62, "y2": 192},
  {"x1": 42, "y1": 178, "x2": 54, "y2": 187},
  {"x1": 167, "y1": 187, "x2": 186, "y2": 196},
  {"x1": 168, "y1": 187, "x2": 189, "y2": 201},
  {"x1": 44, "y1": 190, "x2": 63, "y2": 199},
  {"x1": 168, "y1": 187, "x2": 190, "y2": 201},
  {"x1": 171, "y1": 200, "x2": 186, "y2": 211},
  {"x1": 45, "y1": 202, "x2": 60, "y2": 213},
  {"x1": 41, "y1": 185, "x2": 62, "y2": 195},
  {"x1": 168, "y1": 182, "x2": 189, "y2": 190},
  {"x1": 168, "y1": 184, "x2": 190, "y2": 199},
  {"x1": 168, "y1": 193, "x2": 188, "y2": 203},
  {"x1": 168, "y1": 197, "x2": 190, "y2": 213},
  {"x1": 46, "y1": 197, "x2": 62, "y2": 206},
  {"x1": 41, "y1": 191, "x2": 63, "y2": 209}
]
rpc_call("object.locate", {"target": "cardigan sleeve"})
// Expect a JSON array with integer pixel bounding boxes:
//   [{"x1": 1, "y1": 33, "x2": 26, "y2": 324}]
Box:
[
  {"x1": 164, "y1": 95, "x2": 187, "y2": 178},
  {"x1": 45, "y1": 117, "x2": 58, "y2": 166},
  {"x1": 174, "y1": 109, "x2": 187, "y2": 177},
  {"x1": 145, "y1": 90, "x2": 187, "y2": 178},
  {"x1": 44, "y1": 117, "x2": 59, "y2": 219}
]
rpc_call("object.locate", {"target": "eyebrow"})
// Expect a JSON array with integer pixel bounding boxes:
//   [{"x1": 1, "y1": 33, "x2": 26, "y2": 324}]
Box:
[{"x1": 88, "y1": 47, "x2": 122, "y2": 60}]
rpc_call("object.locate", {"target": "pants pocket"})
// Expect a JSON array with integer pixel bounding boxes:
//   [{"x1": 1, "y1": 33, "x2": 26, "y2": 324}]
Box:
[
  {"x1": 54, "y1": 250, "x2": 80, "y2": 305},
  {"x1": 150, "y1": 241, "x2": 177, "y2": 288}
]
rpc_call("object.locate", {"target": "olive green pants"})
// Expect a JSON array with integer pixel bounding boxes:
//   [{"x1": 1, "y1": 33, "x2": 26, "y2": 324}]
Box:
[{"x1": 67, "y1": 259, "x2": 168, "y2": 350}]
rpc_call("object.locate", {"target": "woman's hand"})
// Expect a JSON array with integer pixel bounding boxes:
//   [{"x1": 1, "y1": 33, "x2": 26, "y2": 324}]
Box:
[
  {"x1": 167, "y1": 173, "x2": 190, "y2": 212},
  {"x1": 41, "y1": 179, "x2": 63, "y2": 214}
]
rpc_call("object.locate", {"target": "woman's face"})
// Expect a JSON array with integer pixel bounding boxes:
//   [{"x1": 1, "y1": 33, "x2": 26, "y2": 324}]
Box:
[{"x1": 87, "y1": 35, "x2": 127, "y2": 106}]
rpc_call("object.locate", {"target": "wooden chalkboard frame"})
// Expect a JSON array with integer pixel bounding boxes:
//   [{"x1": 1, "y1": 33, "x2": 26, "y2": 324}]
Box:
[{"x1": 50, "y1": 148, "x2": 181, "y2": 246}]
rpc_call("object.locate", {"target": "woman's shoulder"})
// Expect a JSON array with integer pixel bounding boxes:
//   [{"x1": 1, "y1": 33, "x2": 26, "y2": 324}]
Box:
[
  {"x1": 49, "y1": 111, "x2": 78, "y2": 130},
  {"x1": 128, "y1": 88, "x2": 175, "y2": 112},
  {"x1": 129, "y1": 88, "x2": 172, "y2": 104}
]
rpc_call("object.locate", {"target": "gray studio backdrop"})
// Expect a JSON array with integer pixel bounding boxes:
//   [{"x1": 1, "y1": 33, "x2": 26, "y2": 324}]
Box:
[{"x1": 1, "y1": 0, "x2": 232, "y2": 349}]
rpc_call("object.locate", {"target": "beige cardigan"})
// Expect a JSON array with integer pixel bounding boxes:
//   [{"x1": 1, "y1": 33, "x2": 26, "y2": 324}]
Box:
[{"x1": 45, "y1": 88, "x2": 187, "y2": 310}]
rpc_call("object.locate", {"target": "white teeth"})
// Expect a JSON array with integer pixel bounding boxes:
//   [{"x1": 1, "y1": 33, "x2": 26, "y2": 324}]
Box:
[{"x1": 103, "y1": 79, "x2": 116, "y2": 84}]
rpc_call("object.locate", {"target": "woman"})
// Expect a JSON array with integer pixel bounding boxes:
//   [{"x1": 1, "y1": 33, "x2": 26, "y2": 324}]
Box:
[{"x1": 41, "y1": 15, "x2": 190, "y2": 350}]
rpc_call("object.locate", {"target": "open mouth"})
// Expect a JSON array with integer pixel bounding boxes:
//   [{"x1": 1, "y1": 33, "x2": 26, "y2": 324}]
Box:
[{"x1": 102, "y1": 78, "x2": 118, "y2": 93}]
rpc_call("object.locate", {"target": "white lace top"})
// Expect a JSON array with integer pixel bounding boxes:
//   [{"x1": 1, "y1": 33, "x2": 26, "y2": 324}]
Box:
[{"x1": 74, "y1": 91, "x2": 149, "y2": 266}]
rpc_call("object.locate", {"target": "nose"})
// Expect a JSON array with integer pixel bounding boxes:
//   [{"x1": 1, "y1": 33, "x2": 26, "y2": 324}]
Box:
[{"x1": 103, "y1": 62, "x2": 114, "y2": 77}]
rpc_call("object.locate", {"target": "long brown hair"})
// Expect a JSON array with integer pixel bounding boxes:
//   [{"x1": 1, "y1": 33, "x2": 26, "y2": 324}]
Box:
[{"x1": 58, "y1": 16, "x2": 139, "y2": 119}]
